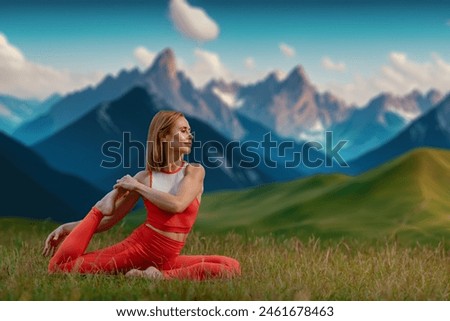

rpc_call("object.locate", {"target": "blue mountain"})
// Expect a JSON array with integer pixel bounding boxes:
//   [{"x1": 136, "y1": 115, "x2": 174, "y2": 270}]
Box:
[
  {"x1": 346, "y1": 93, "x2": 450, "y2": 175},
  {"x1": 12, "y1": 69, "x2": 141, "y2": 145},
  {"x1": 0, "y1": 93, "x2": 60, "y2": 134},
  {"x1": 0, "y1": 132, "x2": 104, "y2": 222},
  {"x1": 330, "y1": 90, "x2": 441, "y2": 160}
]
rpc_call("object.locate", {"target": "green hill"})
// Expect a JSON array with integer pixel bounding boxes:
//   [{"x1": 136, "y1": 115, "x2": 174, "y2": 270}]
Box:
[{"x1": 193, "y1": 148, "x2": 450, "y2": 244}]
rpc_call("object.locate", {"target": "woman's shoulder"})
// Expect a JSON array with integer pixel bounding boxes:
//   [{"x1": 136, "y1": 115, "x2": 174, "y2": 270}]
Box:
[
  {"x1": 185, "y1": 162, "x2": 204, "y2": 170},
  {"x1": 133, "y1": 170, "x2": 149, "y2": 183},
  {"x1": 185, "y1": 162, "x2": 205, "y2": 177}
]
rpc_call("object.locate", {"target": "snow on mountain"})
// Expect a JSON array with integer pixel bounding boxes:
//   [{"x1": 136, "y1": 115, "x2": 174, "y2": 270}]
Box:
[
  {"x1": 211, "y1": 86, "x2": 244, "y2": 108},
  {"x1": 331, "y1": 90, "x2": 443, "y2": 160},
  {"x1": 236, "y1": 65, "x2": 352, "y2": 141},
  {"x1": 0, "y1": 94, "x2": 60, "y2": 134}
]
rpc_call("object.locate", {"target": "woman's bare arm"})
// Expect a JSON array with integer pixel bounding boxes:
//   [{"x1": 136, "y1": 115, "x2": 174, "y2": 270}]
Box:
[
  {"x1": 95, "y1": 189, "x2": 141, "y2": 232},
  {"x1": 114, "y1": 165, "x2": 205, "y2": 213}
]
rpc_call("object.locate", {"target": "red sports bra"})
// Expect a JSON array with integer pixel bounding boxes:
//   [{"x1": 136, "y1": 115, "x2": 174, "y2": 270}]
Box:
[{"x1": 143, "y1": 162, "x2": 200, "y2": 234}]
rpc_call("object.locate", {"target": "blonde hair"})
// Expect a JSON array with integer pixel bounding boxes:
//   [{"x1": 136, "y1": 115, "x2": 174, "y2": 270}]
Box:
[{"x1": 146, "y1": 110, "x2": 184, "y2": 171}]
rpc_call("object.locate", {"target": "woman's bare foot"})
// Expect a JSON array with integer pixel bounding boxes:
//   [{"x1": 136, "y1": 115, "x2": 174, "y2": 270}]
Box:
[
  {"x1": 125, "y1": 269, "x2": 144, "y2": 277},
  {"x1": 143, "y1": 266, "x2": 164, "y2": 279},
  {"x1": 94, "y1": 190, "x2": 118, "y2": 216},
  {"x1": 125, "y1": 267, "x2": 163, "y2": 279}
]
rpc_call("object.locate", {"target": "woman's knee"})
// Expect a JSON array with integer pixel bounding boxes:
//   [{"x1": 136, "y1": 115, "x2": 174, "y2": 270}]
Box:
[
  {"x1": 230, "y1": 258, "x2": 241, "y2": 275},
  {"x1": 221, "y1": 256, "x2": 241, "y2": 276},
  {"x1": 47, "y1": 258, "x2": 61, "y2": 274}
]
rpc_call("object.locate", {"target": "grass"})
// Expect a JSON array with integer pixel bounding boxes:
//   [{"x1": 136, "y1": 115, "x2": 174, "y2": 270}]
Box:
[{"x1": 0, "y1": 217, "x2": 448, "y2": 301}]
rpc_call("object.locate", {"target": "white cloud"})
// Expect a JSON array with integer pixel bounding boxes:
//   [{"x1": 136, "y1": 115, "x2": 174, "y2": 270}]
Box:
[
  {"x1": 133, "y1": 46, "x2": 156, "y2": 69},
  {"x1": 179, "y1": 49, "x2": 271, "y2": 90},
  {"x1": 180, "y1": 48, "x2": 231, "y2": 87},
  {"x1": 244, "y1": 57, "x2": 255, "y2": 70},
  {"x1": 320, "y1": 52, "x2": 450, "y2": 106},
  {"x1": 0, "y1": 33, "x2": 103, "y2": 100},
  {"x1": 279, "y1": 42, "x2": 296, "y2": 58},
  {"x1": 321, "y1": 56, "x2": 346, "y2": 72},
  {"x1": 169, "y1": 0, "x2": 220, "y2": 42}
]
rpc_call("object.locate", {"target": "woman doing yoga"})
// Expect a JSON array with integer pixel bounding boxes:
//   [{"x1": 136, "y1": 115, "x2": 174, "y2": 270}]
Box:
[{"x1": 42, "y1": 111, "x2": 240, "y2": 280}]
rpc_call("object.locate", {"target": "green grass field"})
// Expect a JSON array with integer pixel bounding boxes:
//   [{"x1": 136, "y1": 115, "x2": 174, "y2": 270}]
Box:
[
  {"x1": 0, "y1": 218, "x2": 448, "y2": 300},
  {"x1": 1, "y1": 148, "x2": 449, "y2": 300}
]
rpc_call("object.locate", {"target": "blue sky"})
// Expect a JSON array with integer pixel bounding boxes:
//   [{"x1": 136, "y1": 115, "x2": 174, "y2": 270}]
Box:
[{"x1": 0, "y1": 0, "x2": 449, "y2": 104}]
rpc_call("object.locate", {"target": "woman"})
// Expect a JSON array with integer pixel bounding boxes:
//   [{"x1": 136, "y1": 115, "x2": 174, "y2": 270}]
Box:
[{"x1": 42, "y1": 111, "x2": 240, "y2": 280}]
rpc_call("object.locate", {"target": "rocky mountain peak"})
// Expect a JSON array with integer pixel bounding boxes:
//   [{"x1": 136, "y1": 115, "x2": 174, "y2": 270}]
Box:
[
  {"x1": 147, "y1": 48, "x2": 177, "y2": 79},
  {"x1": 281, "y1": 65, "x2": 312, "y2": 91},
  {"x1": 263, "y1": 71, "x2": 282, "y2": 84},
  {"x1": 426, "y1": 89, "x2": 443, "y2": 104},
  {"x1": 286, "y1": 65, "x2": 308, "y2": 80},
  {"x1": 405, "y1": 89, "x2": 422, "y2": 100}
]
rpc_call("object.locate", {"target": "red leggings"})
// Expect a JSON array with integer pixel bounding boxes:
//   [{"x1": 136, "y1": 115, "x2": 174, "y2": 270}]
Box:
[{"x1": 48, "y1": 208, "x2": 241, "y2": 280}]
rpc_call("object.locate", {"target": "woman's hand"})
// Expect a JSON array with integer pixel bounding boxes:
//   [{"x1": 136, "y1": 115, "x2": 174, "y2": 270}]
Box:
[
  {"x1": 42, "y1": 224, "x2": 70, "y2": 257},
  {"x1": 114, "y1": 174, "x2": 141, "y2": 192}
]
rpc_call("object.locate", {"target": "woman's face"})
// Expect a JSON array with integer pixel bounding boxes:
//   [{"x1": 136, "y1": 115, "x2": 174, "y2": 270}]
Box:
[{"x1": 165, "y1": 117, "x2": 193, "y2": 155}]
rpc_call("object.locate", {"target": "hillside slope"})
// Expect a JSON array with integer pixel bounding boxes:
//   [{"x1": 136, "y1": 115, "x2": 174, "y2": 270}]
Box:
[{"x1": 194, "y1": 148, "x2": 450, "y2": 244}]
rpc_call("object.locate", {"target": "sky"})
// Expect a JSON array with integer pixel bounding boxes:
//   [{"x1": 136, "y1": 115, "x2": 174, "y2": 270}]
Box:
[{"x1": 0, "y1": 0, "x2": 449, "y2": 105}]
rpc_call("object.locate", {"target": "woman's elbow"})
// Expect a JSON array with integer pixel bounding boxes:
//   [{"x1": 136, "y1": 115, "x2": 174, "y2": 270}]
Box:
[{"x1": 168, "y1": 200, "x2": 186, "y2": 213}]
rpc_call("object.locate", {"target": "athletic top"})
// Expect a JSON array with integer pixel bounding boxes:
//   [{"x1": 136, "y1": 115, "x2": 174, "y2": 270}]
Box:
[{"x1": 144, "y1": 162, "x2": 200, "y2": 234}]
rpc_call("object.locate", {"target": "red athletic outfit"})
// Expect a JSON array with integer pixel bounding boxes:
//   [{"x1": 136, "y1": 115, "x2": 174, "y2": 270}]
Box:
[{"x1": 48, "y1": 163, "x2": 241, "y2": 280}]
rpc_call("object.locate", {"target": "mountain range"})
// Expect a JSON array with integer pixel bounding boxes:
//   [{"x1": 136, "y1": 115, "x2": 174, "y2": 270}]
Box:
[
  {"x1": 201, "y1": 63, "x2": 442, "y2": 160},
  {"x1": 233, "y1": 66, "x2": 352, "y2": 140},
  {"x1": 12, "y1": 68, "x2": 142, "y2": 145},
  {"x1": 12, "y1": 49, "x2": 244, "y2": 146},
  {"x1": 330, "y1": 89, "x2": 442, "y2": 160},
  {"x1": 8, "y1": 48, "x2": 444, "y2": 163}
]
